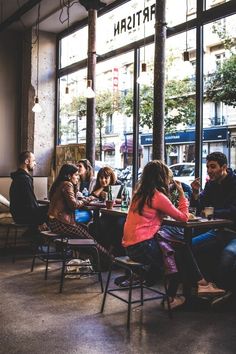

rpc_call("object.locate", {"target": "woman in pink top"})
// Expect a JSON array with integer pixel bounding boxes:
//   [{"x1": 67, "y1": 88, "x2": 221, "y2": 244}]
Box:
[{"x1": 122, "y1": 160, "x2": 225, "y2": 309}]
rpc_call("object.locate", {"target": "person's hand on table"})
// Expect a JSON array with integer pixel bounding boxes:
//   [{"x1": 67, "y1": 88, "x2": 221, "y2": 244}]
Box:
[
  {"x1": 82, "y1": 195, "x2": 99, "y2": 205},
  {"x1": 188, "y1": 213, "x2": 196, "y2": 221}
]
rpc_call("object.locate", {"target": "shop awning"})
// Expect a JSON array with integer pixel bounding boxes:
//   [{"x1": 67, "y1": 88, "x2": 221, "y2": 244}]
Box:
[
  {"x1": 120, "y1": 138, "x2": 143, "y2": 154},
  {"x1": 102, "y1": 142, "x2": 115, "y2": 151}
]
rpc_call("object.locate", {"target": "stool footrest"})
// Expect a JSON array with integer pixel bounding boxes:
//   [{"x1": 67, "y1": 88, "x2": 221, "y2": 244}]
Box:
[{"x1": 106, "y1": 286, "x2": 166, "y2": 305}]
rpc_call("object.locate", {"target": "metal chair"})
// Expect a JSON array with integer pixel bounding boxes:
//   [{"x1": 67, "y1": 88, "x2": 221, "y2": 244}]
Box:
[
  {"x1": 101, "y1": 256, "x2": 172, "y2": 329},
  {"x1": 55, "y1": 238, "x2": 103, "y2": 293},
  {"x1": 2, "y1": 222, "x2": 34, "y2": 262},
  {"x1": 30, "y1": 230, "x2": 65, "y2": 280}
]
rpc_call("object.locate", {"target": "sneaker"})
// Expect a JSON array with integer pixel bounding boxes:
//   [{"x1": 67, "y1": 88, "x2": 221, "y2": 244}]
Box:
[
  {"x1": 198, "y1": 282, "x2": 226, "y2": 297},
  {"x1": 164, "y1": 296, "x2": 185, "y2": 310},
  {"x1": 211, "y1": 291, "x2": 232, "y2": 308}
]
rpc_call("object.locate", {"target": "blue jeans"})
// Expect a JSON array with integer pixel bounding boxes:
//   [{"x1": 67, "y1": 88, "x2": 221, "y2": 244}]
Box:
[
  {"x1": 193, "y1": 228, "x2": 236, "y2": 291},
  {"x1": 218, "y1": 239, "x2": 236, "y2": 291},
  {"x1": 126, "y1": 237, "x2": 198, "y2": 297},
  {"x1": 127, "y1": 237, "x2": 163, "y2": 271},
  {"x1": 192, "y1": 228, "x2": 236, "y2": 250}
]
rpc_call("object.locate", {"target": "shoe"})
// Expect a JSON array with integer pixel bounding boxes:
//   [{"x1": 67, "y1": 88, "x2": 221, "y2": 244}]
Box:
[
  {"x1": 164, "y1": 296, "x2": 185, "y2": 310},
  {"x1": 198, "y1": 282, "x2": 226, "y2": 297},
  {"x1": 114, "y1": 275, "x2": 129, "y2": 286},
  {"x1": 119, "y1": 277, "x2": 141, "y2": 288},
  {"x1": 211, "y1": 291, "x2": 232, "y2": 308}
]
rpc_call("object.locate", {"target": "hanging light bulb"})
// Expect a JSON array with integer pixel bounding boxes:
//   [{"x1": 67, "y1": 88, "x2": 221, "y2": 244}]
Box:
[
  {"x1": 84, "y1": 79, "x2": 95, "y2": 98},
  {"x1": 183, "y1": 50, "x2": 190, "y2": 62},
  {"x1": 63, "y1": 2, "x2": 73, "y2": 106},
  {"x1": 32, "y1": 3, "x2": 42, "y2": 113},
  {"x1": 181, "y1": 0, "x2": 194, "y2": 77},
  {"x1": 137, "y1": 0, "x2": 150, "y2": 85},
  {"x1": 32, "y1": 96, "x2": 42, "y2": 113},
  {"x1": 137, "y1": 63, "x2": 150, "y2": 85},
  {"x1": 64, "y1": 85, "x2": 72, "y2": 104}
]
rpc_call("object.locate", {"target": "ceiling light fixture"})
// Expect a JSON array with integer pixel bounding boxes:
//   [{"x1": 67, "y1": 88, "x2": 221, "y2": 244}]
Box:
[
  {"x1": 64, "y1": 0, "x2": 73, "y2": 105},
  {"x1": 84, "y1": 79, "x2": 95, "y2": 98},
  {"x1": 137, "y1": 0, "x2": 150, "y2": 85},
  {"x1": 32, "y1": 3, "x2": 42, "y2": 113},
  {"x1": 183, "y1": 0, "x2": 190, "y2": 62},
  {"x1": 182, "y1": 0, "x2": 193, "y2": 76}
]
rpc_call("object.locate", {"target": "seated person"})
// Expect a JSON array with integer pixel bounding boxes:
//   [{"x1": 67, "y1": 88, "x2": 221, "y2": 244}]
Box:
[
  {"x1": 91, "y1": 166, "x2": 124, "y2": 256},
  {"x1": 191, "y1": 152, "x2": 236, "y2": 300},
  {"x1": 92, "y1": 166, "x2": 122, "y2": 201},
  {"x1": 77, "y1": 159, "x2": 96, "y2": 196},
  {"x1": 122, "y1": 160, "x2": 224, "y2": 309},
  {"x1": 9, "y1": 151, "x2": 48, "y2": 226},
  {"x1": 48, "y1": 163, "x2": 112, "y2": 259}
]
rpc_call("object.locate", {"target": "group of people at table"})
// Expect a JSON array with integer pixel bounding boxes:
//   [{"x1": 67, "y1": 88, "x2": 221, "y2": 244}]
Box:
[{"x1": 9, "y1": 150, "x2": 236, "y2": 310}]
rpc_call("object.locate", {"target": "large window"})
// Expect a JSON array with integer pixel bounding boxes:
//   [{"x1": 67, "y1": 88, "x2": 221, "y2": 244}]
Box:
[
  {"x1": 205, "y1": 0, "x2": 231, "y2": 10},
  {"x1": 60, "y1": 26, "x2": 88, "y2": 68},
  {"x1": 57, "y1": 0, "x2": 236, "y2": 184},
  {"x1": 203, "y1": 14, "x2": 236, "y2": 168}
]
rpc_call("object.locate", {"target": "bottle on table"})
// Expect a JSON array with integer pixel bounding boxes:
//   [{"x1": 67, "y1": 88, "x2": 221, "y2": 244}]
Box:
[
  {"x1": 121, "y1": 183, "x2": 130, "y2": 211},
  {"x1": 82, "y1": 187, "x2": 89, "y2": 197},
  {"x1": 108, "y1": 185, "x2": 113, "y2": 201}
]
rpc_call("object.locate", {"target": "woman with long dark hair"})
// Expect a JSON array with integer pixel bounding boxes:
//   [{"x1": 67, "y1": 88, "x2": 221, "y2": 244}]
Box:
[
  {"x1": 77, "y1": 159, "x2": 96, "y2": 195},
  {"x1": 48, "y1": 163, "x2": 112, "y2": 258},
  {"x1": 122, "y1": 160, "x2": 224, "y2": 309}
]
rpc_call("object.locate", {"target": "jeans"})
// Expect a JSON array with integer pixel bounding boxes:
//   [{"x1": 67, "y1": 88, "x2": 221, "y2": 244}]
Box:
[
  {"x1": 127, "y1": 238, "x2": 163, "y2": 282},
  {"x1": 218, "y1": 239, "x2": 236, "y2": 291},
  {"x1": 127, "y1": 237, "x2": 183, "y2": 297},
  {"x1": 192, "y1": 228, "x2": 236, "y2": 250},
  {"x1": 192, "y1": 228, "x2": 236, "y2": 291}
]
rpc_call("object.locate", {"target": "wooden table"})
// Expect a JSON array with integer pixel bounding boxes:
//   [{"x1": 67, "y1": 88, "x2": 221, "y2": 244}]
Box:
[
  {"x1": 100, "y1": 209, "x2": 233, "y2": 241},
  {"x1": 162, "y1": 217, "x2": 233, "y2": 243},
  {"x1": 100, "y1": 206, "x2": 129, "y2": 217}
]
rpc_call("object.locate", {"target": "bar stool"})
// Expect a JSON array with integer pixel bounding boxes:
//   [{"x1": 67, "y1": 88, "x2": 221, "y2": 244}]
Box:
[
  {"x1": 101, "y1": 256, "x2": 172, "y2": 329},
  {"x1": 30, "y1": 230, "x2": 65, "y2": 280},
  {"x1": 55, "y1": 238, "x2": 103, "y2": 294}
]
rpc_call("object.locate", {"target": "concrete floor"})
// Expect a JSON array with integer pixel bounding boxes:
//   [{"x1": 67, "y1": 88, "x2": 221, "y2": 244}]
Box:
[{"x1": 1, "y1": 253, "x2": 236, "y2": 354}]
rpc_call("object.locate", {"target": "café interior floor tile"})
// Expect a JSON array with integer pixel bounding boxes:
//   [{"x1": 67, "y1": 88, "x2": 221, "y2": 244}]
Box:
[{"x1": 0, "y1": 254, "x2": 236, "y2": 354}]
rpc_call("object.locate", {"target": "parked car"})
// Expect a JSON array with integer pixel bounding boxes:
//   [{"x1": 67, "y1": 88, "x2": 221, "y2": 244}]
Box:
[{"x1": 169, "y1": 162, "x2": 208, "y2": 187}]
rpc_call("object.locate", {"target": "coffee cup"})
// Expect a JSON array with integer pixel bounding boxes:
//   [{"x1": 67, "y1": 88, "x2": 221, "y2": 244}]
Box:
[
  {"x1": 106, "y1": 200, "x2": 114, "y2": 210},
  {"x1": 203, "y1": 207, "x2": 214, "y2": 220}
]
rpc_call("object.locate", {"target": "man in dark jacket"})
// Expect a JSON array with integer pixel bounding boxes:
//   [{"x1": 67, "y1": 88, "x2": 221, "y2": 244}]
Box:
[
  {"x1": 10, "y1": 151, "x2": 48, "y2": 225},
  {"x1": 191, "y1": 152, "x2": 236, "y2": 299}
]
